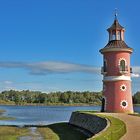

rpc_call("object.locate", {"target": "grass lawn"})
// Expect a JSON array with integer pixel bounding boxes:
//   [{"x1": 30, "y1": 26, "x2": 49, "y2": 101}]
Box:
[
  {"x1": 80, "y1": 111, "x2": 126, "y2": 140},
  {"x1": 92, "y1": 114, "x2": 126, "y2": 140},
  {"x1": 0, "y1": 126, "x2": 29, "y2": 140},
  {"x1": 38, "y1": 122, "x2": 89, "y2": 140}
]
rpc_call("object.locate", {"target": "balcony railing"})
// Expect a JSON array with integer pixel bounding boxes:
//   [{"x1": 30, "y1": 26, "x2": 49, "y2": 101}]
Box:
[
  {"x1": 101, "y1": 67, "x2": 107, "y2": 75},
  {"x1": 130, "y1": 67, "x2": 132, "y2": 73},
  {"x1": 119, "y1": 65, "x2": 128, "y2": 74},
  {"x1": 101, "y1": 66, "x2": 132, "y2": 75}
]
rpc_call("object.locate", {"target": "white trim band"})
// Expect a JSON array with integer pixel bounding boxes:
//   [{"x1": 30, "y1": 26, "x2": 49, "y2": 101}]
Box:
[{"x1": 103, "y1": 76, "x2": 131, "y2": 81}]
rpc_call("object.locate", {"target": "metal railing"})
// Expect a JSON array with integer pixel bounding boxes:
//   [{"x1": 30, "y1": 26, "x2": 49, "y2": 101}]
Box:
[
  {"x1": 101, "y1": 65, "x2": 132, "y2": 75},
  {"x1": 130, "y1": 67, "x2": 132, "y2": 73},
  {"x1": 101, "y1": 67, "x2": 107, "y2": 75},
  {"x1": 119, "y1": 65, "x2": 128, "y2": 74}
]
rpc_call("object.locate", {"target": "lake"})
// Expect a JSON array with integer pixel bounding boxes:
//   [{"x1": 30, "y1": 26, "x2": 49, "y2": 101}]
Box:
[{"x1": 0, "y1": 105, "x2": 140, "y2": 126}]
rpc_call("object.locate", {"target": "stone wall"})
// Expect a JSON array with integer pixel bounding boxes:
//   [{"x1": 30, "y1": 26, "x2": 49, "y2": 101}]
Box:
[{"x1": 69, "y1": 112, "x2": 107, "y2": 134}]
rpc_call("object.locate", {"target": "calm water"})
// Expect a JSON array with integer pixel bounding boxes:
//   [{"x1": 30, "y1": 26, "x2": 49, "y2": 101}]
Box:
[{"x1": 0, "y1": 105, "x2": 139, "y2": 126}]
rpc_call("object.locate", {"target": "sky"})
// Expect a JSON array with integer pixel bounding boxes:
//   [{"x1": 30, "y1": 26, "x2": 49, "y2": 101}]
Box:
[{"x1": 0, "y1": 0, "x2": 140, "y2": 94}]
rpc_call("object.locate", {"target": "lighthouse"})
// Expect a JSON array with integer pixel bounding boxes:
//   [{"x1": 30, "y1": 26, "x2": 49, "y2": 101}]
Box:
[{"x1": 100, "y1": 13, "x2": 134, "y2": 113}]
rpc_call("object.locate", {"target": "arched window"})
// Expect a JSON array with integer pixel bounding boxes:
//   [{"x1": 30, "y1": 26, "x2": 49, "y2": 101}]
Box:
[
  {"x1": 117, "y1": 31, "x2": 121, "y2": 40},
  {"x1": 112, "y1": 33, "x2": 116, "y2": 40},
  {"x1": 120, "y1": 60, "x2": 125, "y2": 71},
  {"x1": 119, "y1": 58, "x2": 128, "y2": 74}
]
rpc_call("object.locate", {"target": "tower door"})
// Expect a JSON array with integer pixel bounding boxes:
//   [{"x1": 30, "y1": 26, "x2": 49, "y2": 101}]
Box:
[{"x1": 101, "y1": 98, "x2": 105, "y2": 112}]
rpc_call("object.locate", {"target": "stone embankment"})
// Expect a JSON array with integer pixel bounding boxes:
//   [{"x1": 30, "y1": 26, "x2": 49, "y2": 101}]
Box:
[{"x1": 69, "y1": 112, "x2": 108, "y2": 135}]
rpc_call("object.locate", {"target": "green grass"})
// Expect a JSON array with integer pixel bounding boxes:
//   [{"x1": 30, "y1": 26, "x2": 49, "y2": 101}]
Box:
[
  {"x1": 0, "y1": 100, "x2": 15, "y2": 105},
  {"x1": 69, "y1": 111, "x2": 126, "y2": 140},
  {"x1": 81, "y1": 112, "x2": 126, "y2": 140},
  {"x1": 38, "y1": 122, "x2": 89, "y2": 140},
  {"x1": 0, "y1": 126, "x2": 29, "y2": 140},
  {"x1": 0, "y1": 116, "x2": 15, "y2": 120},
  {"x1": 0, "y1": 109, "x2": 15, "y2": 120}
]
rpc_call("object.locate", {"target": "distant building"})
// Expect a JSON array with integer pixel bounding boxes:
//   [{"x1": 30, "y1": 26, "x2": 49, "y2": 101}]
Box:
[{"x1": 100, "y1": 13, "x2": 134, "y2": 113}]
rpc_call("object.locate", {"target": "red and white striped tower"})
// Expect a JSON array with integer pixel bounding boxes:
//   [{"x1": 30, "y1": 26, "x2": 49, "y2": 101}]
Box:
[{"x1": 100, "y1": 13, "x2": 134, "y2": 113}]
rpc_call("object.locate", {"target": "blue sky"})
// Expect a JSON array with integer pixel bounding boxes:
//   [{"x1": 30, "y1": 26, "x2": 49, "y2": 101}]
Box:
[{"x1": 0, "y1": 0, "x2": 140, "y2": 94}]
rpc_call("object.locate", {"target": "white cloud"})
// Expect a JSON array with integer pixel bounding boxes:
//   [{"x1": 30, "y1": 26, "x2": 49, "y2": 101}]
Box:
[
  {"x1": 3, "y1": 80, "x2": 13, "y2": 84},
  {"x1": 0, "y1": 61, "x2": 140, "y2": 79},
  {"x1": 0, "y1": 61, "x2": 100, "y2": 75},
  {"x1": 131, "y1": 66, "x2": 140, "y2": 78},
  {"x1": 131, "y1": 73, "x2": 140, "y2": 78}
]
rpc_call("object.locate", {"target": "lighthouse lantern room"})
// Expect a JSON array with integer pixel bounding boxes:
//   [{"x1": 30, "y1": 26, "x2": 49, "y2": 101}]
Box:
[{"x1": 100, "y1": 13, "x2": 134, "y2": 113}]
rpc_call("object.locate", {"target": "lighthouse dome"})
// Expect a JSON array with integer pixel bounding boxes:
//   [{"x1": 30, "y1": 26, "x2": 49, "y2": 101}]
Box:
[{"x1": 100, "y1": 15, "x2": 133, "y2": 53}]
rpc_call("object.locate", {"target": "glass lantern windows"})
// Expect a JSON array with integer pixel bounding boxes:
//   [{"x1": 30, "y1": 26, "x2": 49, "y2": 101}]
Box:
[{"x1": 111, "y1": 31, "x2": 121, "y2": 41}]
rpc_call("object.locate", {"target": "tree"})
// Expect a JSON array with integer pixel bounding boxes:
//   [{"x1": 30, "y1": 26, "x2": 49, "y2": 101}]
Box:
[{"x1": 133, "y1": 92, "x2": 140, "y2": 104}]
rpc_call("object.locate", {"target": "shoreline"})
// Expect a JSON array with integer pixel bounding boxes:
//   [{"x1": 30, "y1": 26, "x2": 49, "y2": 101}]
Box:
[
  {"x1": 0, "y1": 103, "x2": 101, "y2": 107},
  {"x1": 0, "y1": 103, "x2": 139, "y2": 107}
]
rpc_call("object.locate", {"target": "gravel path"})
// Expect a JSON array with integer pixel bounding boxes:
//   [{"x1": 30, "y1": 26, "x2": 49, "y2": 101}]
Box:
[{"x1": 102, "y1": 113, "x2": 140, "y2": 140}]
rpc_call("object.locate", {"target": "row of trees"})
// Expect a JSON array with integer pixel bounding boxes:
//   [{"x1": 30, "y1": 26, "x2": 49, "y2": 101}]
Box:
[
  {"x1": 0, "y1": 90, "x2": 102, "y2": 105},
  {"x1": 0, "y1": 90, "x2": 139, "y2": 105},
  {"x1": 133, "y1": 92, "x2": 140, "y2": 104}
]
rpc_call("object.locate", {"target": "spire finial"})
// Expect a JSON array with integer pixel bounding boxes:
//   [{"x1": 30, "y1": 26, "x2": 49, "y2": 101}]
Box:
[{"x1": 115, "y1": 8, "x2": 118, "y2": 20}]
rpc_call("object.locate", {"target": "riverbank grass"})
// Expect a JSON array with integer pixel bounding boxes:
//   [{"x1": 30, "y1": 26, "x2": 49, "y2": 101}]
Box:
[
  {"x1": 0, "y1": 126, "x2": 29, "y2": 140},
  {"x1": 0, "y1": 116, "x2": 15, "y2": 120},
  {"x1": 0, "y1": 109, "x2": 15, "y2": 120},
  {"x1": 0, "y1": 110, "x2": 5, "y2": 113},
  {"x1": 38, "y1": 122, "x2": 89, "y2": 140}
]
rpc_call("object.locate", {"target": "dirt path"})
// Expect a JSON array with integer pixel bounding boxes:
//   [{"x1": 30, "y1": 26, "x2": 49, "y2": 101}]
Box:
[{"x1": 102, "y1": 113, "x2": 140, "y2": 140}]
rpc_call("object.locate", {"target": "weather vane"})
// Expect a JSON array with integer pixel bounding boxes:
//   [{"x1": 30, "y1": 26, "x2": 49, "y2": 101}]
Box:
[{"x1": 115, "y1": 8, "x2": 118, "y2": 20}]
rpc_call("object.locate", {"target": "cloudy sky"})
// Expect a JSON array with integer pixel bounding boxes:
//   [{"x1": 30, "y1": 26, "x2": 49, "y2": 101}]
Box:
[{"x1": 0, "y1": 0, "x2": 140, "y2": 94}]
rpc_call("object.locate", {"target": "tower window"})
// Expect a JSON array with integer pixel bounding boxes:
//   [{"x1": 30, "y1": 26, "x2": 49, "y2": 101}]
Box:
[
  {"x1": 117, "y1": 31, "x2": 121, "y2": 40},
  {"x1": 120, "y1": 100, "x2": 128, "y2": 109},
  {"x1": 120, "y1": 84, "x2": 127, "y2": 91},
  {"x1": 122, "y1": 102, "x2": 127, "y2": 106},
  {"x1": 112, "y1": 33, "x2": 116, "y2": 40},
  {"x1": 119, "y1": 58, "x2": 128, "y2": 73},
  {"x1": 120, "y1": 60, "x2": 125, "y2": 71}
]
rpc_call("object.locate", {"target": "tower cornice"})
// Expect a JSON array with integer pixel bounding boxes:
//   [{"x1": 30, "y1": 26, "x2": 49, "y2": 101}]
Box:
[
  {"x1": 100, "y1": 40, "x2": 133, "y2": 54},
  {"x1": 100, "y1": 47, "x2": 133, "y2": 54}
]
